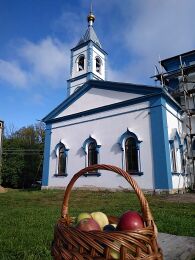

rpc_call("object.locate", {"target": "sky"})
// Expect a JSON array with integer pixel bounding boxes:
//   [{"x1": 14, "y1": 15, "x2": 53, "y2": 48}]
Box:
[{"x1": 1, "y1": 0, "x2": 195, "y2": 131}]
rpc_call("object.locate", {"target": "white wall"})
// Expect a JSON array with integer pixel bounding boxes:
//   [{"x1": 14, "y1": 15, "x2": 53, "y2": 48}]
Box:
[
  {"x1": 56, "y1": 88, "x2": 141, "y2": 118},
  {"x1": 166, "y1": 104, "x2": 182, "y2": 137},
  {"x1": 69, "y1": 77, "x2": 87, "y2": 95},
  {"x1": 47, "y1": 101, "x2": 154, "y2": 190},
  {"x1": 166, "y1": 103, "x2": 185, "y2": 189}
]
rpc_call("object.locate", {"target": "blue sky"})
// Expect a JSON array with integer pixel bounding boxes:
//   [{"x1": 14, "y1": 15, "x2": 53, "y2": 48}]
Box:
[{"x1": 1, "y1": 0, "x2": 195, "y2": 130}]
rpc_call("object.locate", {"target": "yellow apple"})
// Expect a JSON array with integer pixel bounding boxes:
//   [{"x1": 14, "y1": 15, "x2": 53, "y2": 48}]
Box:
[
  {"x1": 91, "y1": 212, "x2": 109, "y2": 230},
  {"x1": 77, "y1": 212, "x2": 91, "y2": 223}
]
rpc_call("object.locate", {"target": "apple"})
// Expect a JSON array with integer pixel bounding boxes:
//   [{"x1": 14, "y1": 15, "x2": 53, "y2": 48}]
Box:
[
  {"x1": 76, "y1": 218, "x2": 101, "y2": 231},
  {"x1": 77, "y1": 212, "x2": 91, "y2": 223},
  {"x1": 91, "y1": 212, "x2": 109, "y2": 230},
  {"x1": 117, "y1": 210, "x2": 144, "y2": 231}
]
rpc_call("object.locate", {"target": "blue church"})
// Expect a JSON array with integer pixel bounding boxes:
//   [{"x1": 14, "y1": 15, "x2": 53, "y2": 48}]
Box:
[{"x1": 42, "y1": 10, "x2": 193, "y2": 193}]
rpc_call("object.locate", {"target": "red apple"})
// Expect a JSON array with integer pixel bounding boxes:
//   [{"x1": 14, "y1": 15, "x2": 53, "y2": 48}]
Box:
[
  {"x1": 76, "y1": 218, "x2": 101, "y2": 231},
  {"x1": 117, "y1": 211, "x2": 144, "y2": 231}
]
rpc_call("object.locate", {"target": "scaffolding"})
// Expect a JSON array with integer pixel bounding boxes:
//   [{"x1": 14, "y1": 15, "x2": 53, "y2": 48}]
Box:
[{"x1": 152, "y1": 50, "x2": 195, "y2": 189}]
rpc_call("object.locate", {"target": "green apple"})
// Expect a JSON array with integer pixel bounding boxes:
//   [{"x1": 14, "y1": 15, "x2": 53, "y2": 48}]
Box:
[
  {"x1": 77, "y1": 212, "x2": 91, "y2": 223},
  {"x1": 91, "y1": 212, "x2": 109, "y2": 230}
]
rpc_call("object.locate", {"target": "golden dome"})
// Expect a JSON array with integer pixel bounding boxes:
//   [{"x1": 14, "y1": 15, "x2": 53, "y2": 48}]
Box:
[{"x1": 87, "y1": 12, "x2": 95, "y2": 23}]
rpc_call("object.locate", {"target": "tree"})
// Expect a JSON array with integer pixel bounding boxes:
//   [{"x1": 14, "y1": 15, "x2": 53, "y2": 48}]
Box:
[{"x1": 1, "y1": 122, "x2": 45, "y2": 188}]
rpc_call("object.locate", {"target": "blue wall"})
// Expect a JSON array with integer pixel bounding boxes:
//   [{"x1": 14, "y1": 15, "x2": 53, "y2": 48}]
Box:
[
  {"x1": 42, "y1": 124, "x2": 52, "y2": 186},
  {"x1": 150, "y1": 97, "x2": 172, "y2": 189}
]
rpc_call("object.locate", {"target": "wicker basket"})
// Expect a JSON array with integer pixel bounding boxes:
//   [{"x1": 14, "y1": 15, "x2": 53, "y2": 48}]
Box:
[{"x1": 51, "y1": 164, "x2": 163, "y2": 259}]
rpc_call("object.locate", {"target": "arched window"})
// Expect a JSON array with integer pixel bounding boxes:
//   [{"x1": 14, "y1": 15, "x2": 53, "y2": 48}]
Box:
[
  {"x1": 118, "y1": 129, "x2": 143, "y2": 175},
  {"x1": 82, "y1": 136, "x2": 101, "y2": 176},
  {"x1": 125, "y1": 137, "x2": 139, "y2": 173},
  {"x1": 77, "y1": 55, "x2": 85, "y2": 71},
  {"x1": 54, "y1": 142, "x2": 69, "y2": 176},
  {"x1": 96, "y1": 57, "x2": 101, "y2": 73},
  {"x1": 88, "y1": 140, "x2": 98, "y2": 166},
  {"x1": 169, "y1": 129, "x2": 183, "y2": 174},
  {"x1": 58, "y1": 144, "x2": 66, "y2": 175}
]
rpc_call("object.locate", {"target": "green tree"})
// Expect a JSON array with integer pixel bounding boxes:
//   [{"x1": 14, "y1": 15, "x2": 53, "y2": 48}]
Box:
[{"x1": 1, "y1": 122, "x2": 45, "y2": 188}]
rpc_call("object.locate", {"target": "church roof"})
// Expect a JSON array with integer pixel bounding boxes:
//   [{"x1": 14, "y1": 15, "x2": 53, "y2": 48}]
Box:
[{"x1": 76, "y1": 24, "x2": 101, "y2": 48}]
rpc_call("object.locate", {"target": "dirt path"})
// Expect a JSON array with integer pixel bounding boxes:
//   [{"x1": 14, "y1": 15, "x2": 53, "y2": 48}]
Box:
[
  {"x1": 159, "y1": 192, "x2": 195, "y2": 203},
  {"x1": 0, "y1": 186, "x2": 7, "y2": 193}
]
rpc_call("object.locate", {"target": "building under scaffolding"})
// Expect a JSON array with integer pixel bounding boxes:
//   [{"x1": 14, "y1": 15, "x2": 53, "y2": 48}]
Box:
[{"x1": 153, "y1": 50, "x2": 195, "y2": 189}]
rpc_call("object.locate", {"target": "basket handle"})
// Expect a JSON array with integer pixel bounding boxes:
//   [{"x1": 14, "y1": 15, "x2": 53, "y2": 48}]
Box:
[{"x1": 61, "y1": 164, "x2": 154, "y2": 224}]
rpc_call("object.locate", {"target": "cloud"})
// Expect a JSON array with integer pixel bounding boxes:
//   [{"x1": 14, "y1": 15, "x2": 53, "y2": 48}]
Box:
[
  {"x1": 96, "y1": 0, "x2": 195, "y2": 84},
  {"x1": 0, "y1": 59, "x2": 28, "y2": 88},
  {"x1": 122, "y1": 0, "x2": 195, "y2": 83},
  {"x1": 123, "y1": 1, "x2": 195, "y2": 63},
  {"x1": 18, "y1": 37, "x2": 70, "y2": 87},
  {"x1": 107, "y1": 63, "x2": 137, "y2": 83},
  {"x1": 0, "y1": 37, "x2": 70, "y2": 89},
  {"x1": 1, "y1": 0, "x2": 195, "y2": 90},
  {"x1": 53, "y1": 10, "x2": 85, "y2": 44}
]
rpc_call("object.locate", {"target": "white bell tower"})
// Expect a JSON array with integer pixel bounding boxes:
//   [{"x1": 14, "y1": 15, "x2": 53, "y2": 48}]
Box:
[{"x1": 67, "y1": 9, "x2": 107, "y2": 96}]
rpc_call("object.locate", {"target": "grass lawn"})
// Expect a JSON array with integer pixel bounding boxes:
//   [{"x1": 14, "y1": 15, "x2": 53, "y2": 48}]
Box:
[{"x1": 0, "y1": 189, "x2": 195, "y2": 259}]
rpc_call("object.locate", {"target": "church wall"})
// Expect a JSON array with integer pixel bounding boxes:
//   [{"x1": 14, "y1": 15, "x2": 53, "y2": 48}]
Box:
[
  {"x1": 165, "y1": 103, "x2": 186, "y2": 189},
  {"x1": 56, "y1": 88, "x2": 142, "y2": 118},
  {"x1": 166, "y1": 104, "x2": 182, "y2": 137},
  {"x1": 46, "y1": 101, "x2": 155, "y2": 190}
]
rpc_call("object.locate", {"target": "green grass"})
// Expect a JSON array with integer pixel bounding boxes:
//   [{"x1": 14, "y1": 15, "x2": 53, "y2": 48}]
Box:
[{"x1": 0, "y1": 189, "x2": 195, "y2": 259}]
